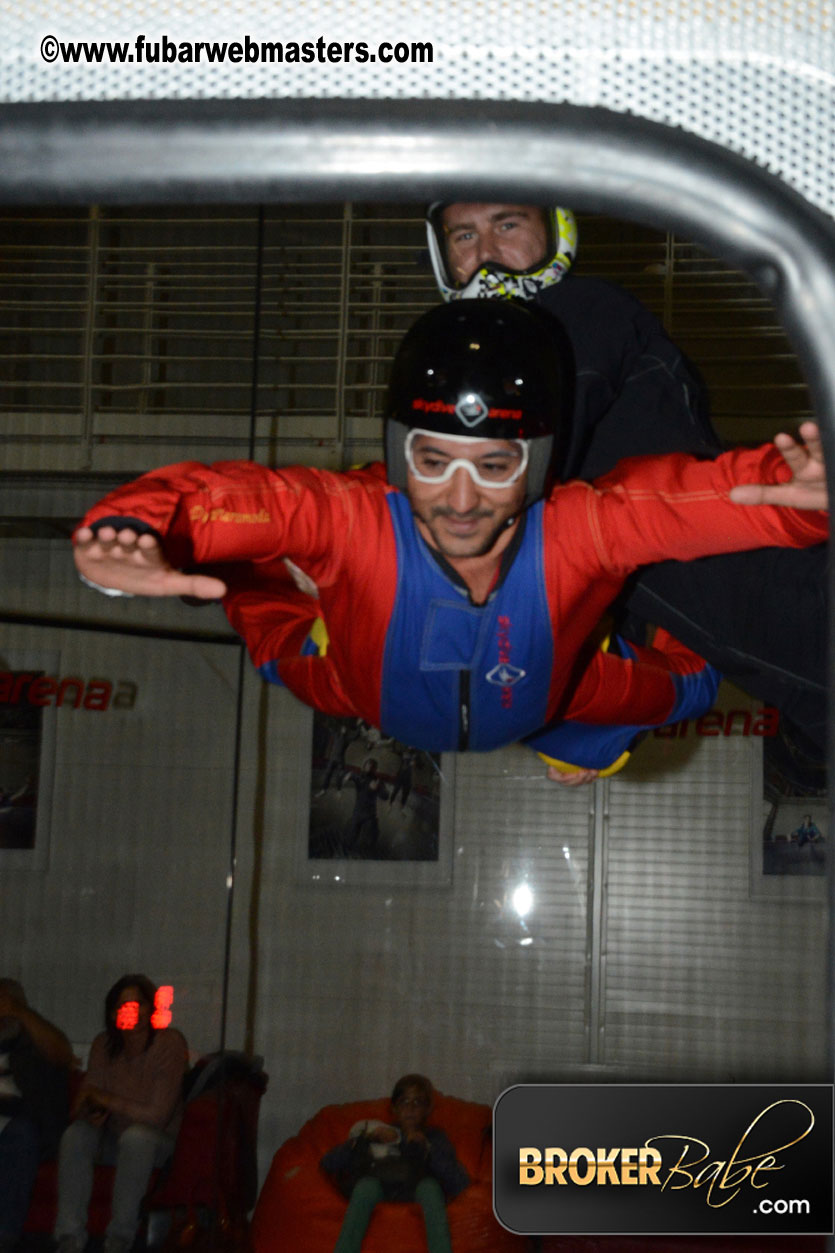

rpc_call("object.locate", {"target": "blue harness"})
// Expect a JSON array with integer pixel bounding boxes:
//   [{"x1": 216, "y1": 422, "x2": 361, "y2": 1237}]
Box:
[{"x1": 379, "y1": 494, "x2": 555, "y2": 751}]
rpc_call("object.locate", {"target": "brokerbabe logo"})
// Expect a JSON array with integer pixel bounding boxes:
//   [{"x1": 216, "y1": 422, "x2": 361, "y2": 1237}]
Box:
[{"x1": 493, "y1": 1083, "x2": 833, "y2": 1237}]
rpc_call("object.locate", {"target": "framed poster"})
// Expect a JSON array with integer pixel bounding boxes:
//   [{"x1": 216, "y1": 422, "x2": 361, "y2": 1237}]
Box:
[
  {"x1": 0, "y1": 650, "x2": 58, "y2": 870},
  {"x1": 300, "y1": 712, "x2": 454, "y2": 887},
  {"x1": 750, "y1": 718, "x2": 827, "y2": 901}
]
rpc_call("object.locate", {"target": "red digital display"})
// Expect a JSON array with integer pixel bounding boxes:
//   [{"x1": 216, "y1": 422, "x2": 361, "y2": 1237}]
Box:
[
  {"x1": 151, "y1": 984, "x2": 174, "y2": 1029},
  {"x1": 115, "y1": 1001, "x2": 139, "y2": 1031},
  {"x1": 115, "y1": 985, "x2": 175, "y2": 1031}
]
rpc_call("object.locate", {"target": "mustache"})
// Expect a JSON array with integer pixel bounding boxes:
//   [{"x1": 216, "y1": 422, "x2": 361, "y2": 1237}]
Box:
[{"x1": 430, "y1": 506, "x2": 494, "y2": 520}]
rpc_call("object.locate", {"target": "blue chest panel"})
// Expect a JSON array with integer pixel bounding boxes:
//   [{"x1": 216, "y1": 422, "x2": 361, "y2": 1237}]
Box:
[{"x1": 379, "y1": 495, "x2": 554, "y2": 752}]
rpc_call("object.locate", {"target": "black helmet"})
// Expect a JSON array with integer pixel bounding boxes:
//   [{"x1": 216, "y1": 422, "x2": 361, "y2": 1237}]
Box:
[{"x1": 385, "y1": 300, "x2": 572, "y2": 509}]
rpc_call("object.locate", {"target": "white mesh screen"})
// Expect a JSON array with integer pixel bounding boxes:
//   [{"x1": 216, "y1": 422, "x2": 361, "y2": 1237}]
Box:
[{"x1": 4, "y1": 2, "x2": 834, "y2": 216}]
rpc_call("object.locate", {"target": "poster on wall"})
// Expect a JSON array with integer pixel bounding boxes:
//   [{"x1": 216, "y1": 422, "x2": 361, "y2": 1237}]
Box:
[
  {"x1": 750, "y1": 719, "x2": 827, "y2": 900},
  {"x1": 0, "y1": 651, "x2": 58, "y2": 870},
  {"x1": 301, "y1": 712, "x2": 454, "y2": 886}
]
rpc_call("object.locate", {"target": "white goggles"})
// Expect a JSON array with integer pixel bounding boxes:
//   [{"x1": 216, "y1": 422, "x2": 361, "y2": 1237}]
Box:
[{"x1": 405, "y1": 428, "x2": 529, "y2": 488}]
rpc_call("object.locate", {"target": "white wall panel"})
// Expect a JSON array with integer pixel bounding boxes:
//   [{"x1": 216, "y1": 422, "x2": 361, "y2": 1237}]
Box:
[
  {"x1": 2, "y1": 532, "x2": 236, "y2": 640},
  {"x1": 604, "y1": 704, "x2": 827, "y2": 1081},
  {"x1": 230, "y1": 683, "x2": 827, "y2": 1184},
  {"x1": 0, "y1": 619, "x2": 239, "y2": 1059},
  {"x1": 228, "y1": 682, "x2": 595, "y2": 1169}
]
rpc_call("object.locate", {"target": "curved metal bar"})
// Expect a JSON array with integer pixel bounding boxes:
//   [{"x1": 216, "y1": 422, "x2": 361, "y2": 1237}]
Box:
[{"x1": 3, "y1": 97, "x2": 835, "y2": 415}]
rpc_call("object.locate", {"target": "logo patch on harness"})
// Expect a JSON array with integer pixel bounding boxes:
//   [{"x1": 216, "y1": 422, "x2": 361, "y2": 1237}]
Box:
[{"x1": 487, "y1": 663, "x2": 526, "y2": 687}]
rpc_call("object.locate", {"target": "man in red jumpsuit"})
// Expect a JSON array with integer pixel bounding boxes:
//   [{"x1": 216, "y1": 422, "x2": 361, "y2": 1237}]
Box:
[{"x1": 72, "y1": 302, "x2": 828, "y2": 783}]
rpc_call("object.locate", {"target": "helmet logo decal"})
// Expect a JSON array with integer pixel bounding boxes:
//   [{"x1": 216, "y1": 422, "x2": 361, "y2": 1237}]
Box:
[
  {"x1": 411, "y1": 397, "x2": 523, "y2": 421},
  {"x1": 411, "y1": 398, "x2": 455, "y2": 414},
  {"x1": 454, "y1": 392, "x2": 488, "y2": 427}
]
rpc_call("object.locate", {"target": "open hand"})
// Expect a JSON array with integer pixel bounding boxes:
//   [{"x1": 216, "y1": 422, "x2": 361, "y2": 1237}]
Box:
[
  {"x1": 729, "y1": 421, "x2": 828, "y2": 511},
  {"x1": 74, "y1": 525, "x2": 227, "y2": 600}
]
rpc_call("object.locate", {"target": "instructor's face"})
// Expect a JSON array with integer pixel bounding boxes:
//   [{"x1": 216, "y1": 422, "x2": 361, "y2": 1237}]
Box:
[
  {"x1": 406, "y1": 434, "x2": 527, "y2": 560},
  {"x1": 442, "y1": 203, "x2": 548, "y2": 288}
]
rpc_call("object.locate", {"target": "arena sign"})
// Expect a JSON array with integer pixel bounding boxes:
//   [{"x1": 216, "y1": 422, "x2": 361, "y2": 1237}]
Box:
[{"x1": 0, "y1": 671, "x2": 137, "y2": 711}]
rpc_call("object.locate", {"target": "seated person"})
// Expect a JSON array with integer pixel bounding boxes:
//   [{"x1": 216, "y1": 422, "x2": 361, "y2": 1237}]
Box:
[
  {"x1": 320, "y1": 1073, "x2": 470, "y2": 1253},
  {"x1": 793, "y1": 814, "x2": 823, "y2": 850},
  {"x1": 54, "y1": 974, "x2": 188, "y2": 1253},
  {"x1": 0, "y1": 978, "x2": 72, "y2": 1253}
]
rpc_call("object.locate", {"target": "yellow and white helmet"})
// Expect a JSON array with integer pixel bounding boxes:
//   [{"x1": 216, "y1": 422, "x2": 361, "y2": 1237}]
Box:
[{"x1": 426, "y1": 204, "x2": 578, "y2": 302}]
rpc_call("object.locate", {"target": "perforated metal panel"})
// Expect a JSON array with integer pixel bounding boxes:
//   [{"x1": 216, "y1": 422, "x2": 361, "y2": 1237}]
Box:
[{"x1": 3, "y1": 3, "x2": 834, "y2": 216}]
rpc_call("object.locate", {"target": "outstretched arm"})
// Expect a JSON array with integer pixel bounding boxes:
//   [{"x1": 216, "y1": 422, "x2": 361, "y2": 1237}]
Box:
[
  {"x1": 73, "y1": 460, "x2": 385, "y2": 601},
  {"x1": 74, "y1": 524, "x2": 228, "y2": 599},
  {"x1": 729, "y1": 421, "x2": 828, "y2": 510}
]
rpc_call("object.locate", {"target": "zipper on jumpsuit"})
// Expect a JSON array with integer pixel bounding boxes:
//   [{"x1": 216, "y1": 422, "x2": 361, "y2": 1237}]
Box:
[{"x1": 458, "y1": 670, "x2": 470, "y2": 752}]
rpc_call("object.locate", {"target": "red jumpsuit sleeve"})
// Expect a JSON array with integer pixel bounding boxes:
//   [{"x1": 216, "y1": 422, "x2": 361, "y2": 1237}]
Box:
[
  {"x1": 581, "y1": 444, "x2": 828, "y2": 577},
  {"x1": 76, "y1": 460, "x2": 388, "y2": 587}
]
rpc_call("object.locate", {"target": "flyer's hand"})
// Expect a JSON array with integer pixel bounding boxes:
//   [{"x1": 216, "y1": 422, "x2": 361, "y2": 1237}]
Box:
[
  {"x1": 74, "y1": 525, "x2": 227, "y2": 599},
  {"x1": 729, "y1": 421, "x2": 828, "y2": 510}
]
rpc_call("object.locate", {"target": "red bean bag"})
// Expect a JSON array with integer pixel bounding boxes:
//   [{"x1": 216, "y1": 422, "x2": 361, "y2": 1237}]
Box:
[{"x1": 252, "y1": 1091, "x2": 527, "y2": 1253}]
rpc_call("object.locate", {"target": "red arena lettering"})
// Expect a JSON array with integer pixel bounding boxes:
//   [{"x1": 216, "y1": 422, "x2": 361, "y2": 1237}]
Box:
[
  {"x1": 56, "y1": 678, "x2": 84, "y2": 708},
  {"x1": 0, "y1": 671, "x2": 132, "y2": 711},
  {"x1": 83, "y1": 680, "x2": 113, "y2": 711},
  {"x1": 27, "y1": 677, "x2": 59, "y2": 707},
  {"x1": 11, "y1": 674, "x2": 33, "y2": 702},
  {"x1": 654, "y1": 707, "x2": 779, "y2": 739},
  {"x1": 752, "y1": 707, "x2": 779, "y2": 737},
  {"x1": 0, "y1": 673, "x2": 36, "y2": 702},
  {"x1": 694, "y1": 710, "x2": 724, "y2": 736},
  {"x1": 723, "y1": 709, "x2": 752, "y2": 737}
]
